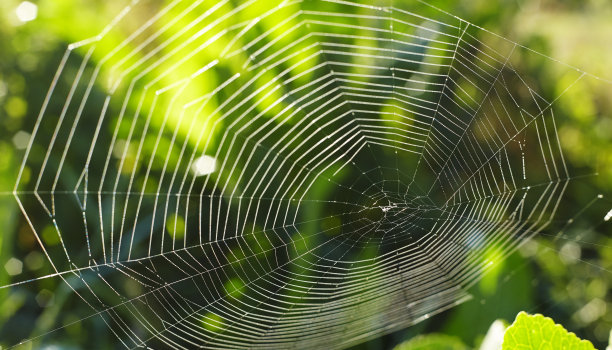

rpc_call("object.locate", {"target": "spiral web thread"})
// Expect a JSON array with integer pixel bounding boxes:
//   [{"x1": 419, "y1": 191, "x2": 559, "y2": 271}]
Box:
[{"x1": 8, "y1": 0, "x2": 598, "y2": 348}]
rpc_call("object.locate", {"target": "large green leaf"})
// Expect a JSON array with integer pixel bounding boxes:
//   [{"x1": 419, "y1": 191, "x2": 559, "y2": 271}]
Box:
[{"x1": 502, "y1": 312, "x2": 596, "y2": 350}]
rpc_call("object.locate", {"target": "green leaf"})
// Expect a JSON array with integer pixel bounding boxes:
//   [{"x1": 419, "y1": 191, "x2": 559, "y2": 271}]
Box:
[
  {"x1": 393, "y1": 334, "x2": 469, "y2": 350},
  {"x1": 502, "y1": 312, "x2": 596, "y2": 350}
]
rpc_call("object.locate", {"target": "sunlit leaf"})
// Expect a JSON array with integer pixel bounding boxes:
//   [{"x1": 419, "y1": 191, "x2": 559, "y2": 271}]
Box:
[{"x1": 502, "y1": 312, "x2": 595, "y2": 350}]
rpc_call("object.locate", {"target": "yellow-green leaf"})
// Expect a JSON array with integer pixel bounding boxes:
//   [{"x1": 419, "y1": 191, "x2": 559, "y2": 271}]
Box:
[{"x1": 502, "y1": 312, "x2": 595, "y2": 350}]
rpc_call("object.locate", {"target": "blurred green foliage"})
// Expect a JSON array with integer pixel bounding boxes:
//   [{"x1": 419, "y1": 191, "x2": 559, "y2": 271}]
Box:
[
  {"x1": 0, "y1": 0, "x2": 611, "y2": 349},
  {"x1": 393, "y1": 333, "x2": 468, "y2": 350}
]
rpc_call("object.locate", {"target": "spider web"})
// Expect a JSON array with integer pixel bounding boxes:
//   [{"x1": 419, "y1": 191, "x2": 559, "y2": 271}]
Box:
[{"x1": 7, "y1": 0, "x2": 609, "y2": 348}]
